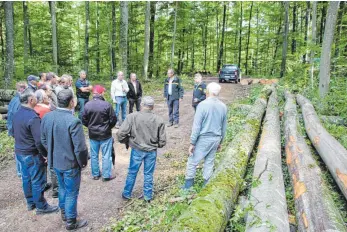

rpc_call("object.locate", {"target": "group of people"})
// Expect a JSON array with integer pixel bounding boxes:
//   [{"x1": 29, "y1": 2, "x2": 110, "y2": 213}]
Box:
[{"x1": 6, "y1": 67, "x2": 227, "y2": 231}]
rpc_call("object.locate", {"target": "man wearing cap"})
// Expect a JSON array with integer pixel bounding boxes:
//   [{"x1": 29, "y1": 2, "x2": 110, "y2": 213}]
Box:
[
  {"x1": 75, "y1": 70, "x2": 92, "y2": 120},
  {"x1": 111, "y1": 71, "x2": 129, "y2": 128},
  {"x1": 117, "y1": 96, "x2": 166, "y2": 202},
  {"x1": 27, "y1": 75, "x2": 39, "y2": 92},
  {"x1": 82, "y1": 85, "x2": 117, "y2": 181}
]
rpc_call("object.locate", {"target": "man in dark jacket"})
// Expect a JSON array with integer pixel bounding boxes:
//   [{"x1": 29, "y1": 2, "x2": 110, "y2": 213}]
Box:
[
  {"x1": 27, "y1": 75, "x2": 39, "y2": 92},
  {"x1": 163, "y1": 69, "x2": 184, "y2": 128},
  {"x1": 82, "y1": 85, "x2": 117, "y2": 181},
  {"x1": 13, "y1": 88, "x2": 58, "y2": 215},
  {"x1": 127, "y1": 73, "x2": 143, "y2": 114},
  {"x1": 192, "y1": 73, "x2": 206, "y2": 111},
  {"x1": 41, "y1": 89, "x2": 88, "y2": 230},
  {"x1": 117, "y1": 96, "x2": 166, "y2": 202},
  {"x1": 75, "y1": 70, "x2": 92, "y2": 120}
]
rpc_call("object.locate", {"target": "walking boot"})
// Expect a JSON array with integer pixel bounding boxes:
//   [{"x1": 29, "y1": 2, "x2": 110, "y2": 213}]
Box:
[
  {"x1": 166, "y1": 122, "x2": 173, "y2": 127},
  {"x1": 36, "y1": 204, "x2": 59, "y2": 215},
  {"x1": 66, "y1": 218, "x2": 88, "y2": 231},
  {"x1": 183, "y1": 179, "x2": 194, "y2": 190},
  {"x1": 61, "y1": 208, "x2": 66, "y2": 221}
]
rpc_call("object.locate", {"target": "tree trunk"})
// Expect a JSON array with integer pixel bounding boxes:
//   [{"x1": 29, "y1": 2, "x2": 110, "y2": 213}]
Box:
[
  {"x1": 96, "y1": 2, "x2": 100, "y2": 74},
  {"x1": 4, "y1": 1, "x2": 14, "y2": 88},
  {"x1": 84, "y1": 1, "x2": 89, "y2": 74},
  {"x1": 143, "y1": 1, "x2": 150, "y2": 80},
  {"x1": 171, "y1": 92, "x2": 271, "y2": 232},
  {"x1": 120, "y1": 1, "x2": 128, "y2": 78},
  {"x1": 303, "y1": 2, "x2": 310, "y2": 63},
  {"x1": 284, "y1": 92, "x2": 346, "y2": 232},
  {"x1": 23, "y1": 1, "x2": 29, "y2": 75},
  {"x1": 245, "y1": 2, "x2": 253, "y2": 75},
  {"x1": 246, "y1": 90, "x2": 290, "y2": 232},
  {"x1": 310, "y1": 1, "x2": 317, "y2": 89},
  {"x1": 111, "y1": 1, "x2": 116, "y2": 75},
  {"x1": 280, "y1": 2, "x2": 289, "y2": 78},
  {"x1": 319, "y1": 3, "x2": 327, "y2": 44},
  {"x1": 297, "y1": 94, "x2": 347, "y2": 200},
  {"x1": 0, "y1": 10, "x2": 5, "y2": 70},
  {"x1": 217, "y1": 3, "x2": 226, "y2": 72},
  {"x1": 170, "y1": 1, "x2": 178, "y2": 69},
  {"x1": 203, "y1": 13, "x2": 208, "y2": 71},
  {"x1": 49, "y1": 1, "x2": 58, "y2": 74},
  {"x1": 148, "y1": 1, "x2": 155, "y2": 79},
  {"x1": 255, "y1": 5, "x2": 259, "y2": 73},
  {"x1": 333, "y1": 2, "x2": 345, "y2": 67},
  {"x1": 238, "y1": 2, "x2": 243, "y2": 68},
  {"x1": 292, "y1": 2, "x2": 297, "y2": 54},
  {"x1": 318, "y1": 1, "x2": 340, "y2": 98},
  {"x1": 0, "y1": 89, "x2": 16, "y2": 101}
]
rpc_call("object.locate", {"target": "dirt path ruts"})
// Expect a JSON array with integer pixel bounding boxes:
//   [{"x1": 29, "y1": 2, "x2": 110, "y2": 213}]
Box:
[{"x1": 0, "y1": 77, "x2": 249, "y2": 232}]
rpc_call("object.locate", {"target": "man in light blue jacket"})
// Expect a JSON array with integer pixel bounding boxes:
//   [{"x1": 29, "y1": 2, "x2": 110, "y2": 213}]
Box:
[{"x1": 183, "y1": 82, "x2": 227, "y2": 189}]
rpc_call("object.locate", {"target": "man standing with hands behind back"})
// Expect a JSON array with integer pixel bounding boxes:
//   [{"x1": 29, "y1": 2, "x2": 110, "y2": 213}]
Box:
[
  {"x1": 111, "y1": 71, "x2": 129, "y2": 128},
  {"x1": 75, "y1": 70, "x2": 92, "y2": 120},
  {"x1": 164, "y1": 69, "x2": 184, "y2": 128}
]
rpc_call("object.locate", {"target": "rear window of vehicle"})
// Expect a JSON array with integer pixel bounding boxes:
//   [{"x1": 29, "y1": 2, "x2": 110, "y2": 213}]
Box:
[{"x1": 223, "y1": 66, "x2": 237, "y2": 70}]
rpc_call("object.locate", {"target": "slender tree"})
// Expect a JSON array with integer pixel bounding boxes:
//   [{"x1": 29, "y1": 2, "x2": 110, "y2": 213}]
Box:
[
  {"x1": 334, "y1": 2, "x2": 345, "y2": 59},
  {"x1": 319, "y1": 1, "x2": 340, "y2": 97},
  {"x1": 0, "y1": 7, "x2": 4, "y2": 69},
  {"x1": 255, "y1": 5, "x2": 259, "y2": 73},
  {"x1": 49, "y1": 1, "x2": 58, "y2": 73},
  {"x1": 217, "y1": 2, "x2": 226, "y2": 72},
  {"x1": 96, "y1": 2, "x2": 100, "y2": 74},
  {"x1": 143, "y1": 1, "x2": 150, "y2": 80},
  {"x1": 238, "y1": 2, "x2": 243, "y2": 68},
  {"x1": 170, "y1": 1, "x2": 178, "y2": 69},
  {"x1": 4, "y1": 1, "x2": 14, "y2": 87},
  {"x1": 310, "y1": 1, "x2": 317, "y2": 88},
  {"x1": 319, "y1": 2, "x2": 327, "y2": 44},
  {"x1": 148, "y1": 2, "x2": 156, "y2": 78},
  {"x1": 23, "y1": 1, "x2": 29, "y2": 75},
  {"x1": 245, "y1": 2, "x2": 254, "y2": 75},
  {"x1": 111, "y1": 2, "x2": 116, "y2": 75},
  {"x1": 303, "y1": 2, "x2": 310, "y2": 62},
  {"x1": 84, "y1": 1, "x2": 89, "y2": 74},
  {"x1": 120, "y1": 1, "x2": 128, "y2": 77},
  {"x1": 292, "y1": 2, "x2": 297, "y2": 54},
  {"x1": 280, "y1": 2, "x2": 289, "y2": 78}
]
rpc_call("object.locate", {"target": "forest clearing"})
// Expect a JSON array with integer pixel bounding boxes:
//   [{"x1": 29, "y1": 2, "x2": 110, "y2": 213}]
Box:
[{"x1": 0, "y1": 1, "x2": 347, "y2": 232}]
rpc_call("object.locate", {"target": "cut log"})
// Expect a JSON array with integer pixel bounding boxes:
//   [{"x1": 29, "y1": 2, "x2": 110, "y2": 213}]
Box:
[
  {"x1": 284, "y1": 92, "x2": 346, "y2": 232},
  {"x1": 246, "y1": 90, "x2": 290, "y2": 232},
  {"x1": 171, "y1": 91, "x2": 270, "y2": 232},
  {"x1": 0, "y1": 89, "x2": 16, "y2": 102},
  {"x1": 232, "y1": 104, "x2": 252, "y2": 113},
  {"x1": 320, "y1": 115, "x2": 347, "y2": 126},
  {"x1": 297, "y1": 94, "x2": 347, "y2": 200}
]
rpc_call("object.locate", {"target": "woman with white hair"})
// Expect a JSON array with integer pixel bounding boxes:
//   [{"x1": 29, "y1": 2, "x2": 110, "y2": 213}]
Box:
[{"x1": 34, "y1": 89, "x2": 51, "y2": 119}]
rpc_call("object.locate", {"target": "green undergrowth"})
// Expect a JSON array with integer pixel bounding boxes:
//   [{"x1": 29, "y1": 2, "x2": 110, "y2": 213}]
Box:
[
  {"x1": 107, "y1": 85, "x2": 263, "y2": 232},
  {"x1": 0, "y1": 129, "x2": 15, "y2": 162}
]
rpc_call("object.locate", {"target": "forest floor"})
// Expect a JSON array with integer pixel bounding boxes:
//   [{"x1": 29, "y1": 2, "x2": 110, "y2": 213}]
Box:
[{"x1": 0, "y1": 76, "x2": 249, "y2": 232}]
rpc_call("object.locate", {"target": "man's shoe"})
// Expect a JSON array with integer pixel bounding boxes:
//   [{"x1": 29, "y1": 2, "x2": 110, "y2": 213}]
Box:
[
  {"x1": 92, "y1": 176, "x2": 100, "y2": 180},
  {"x1": 44, "y1": 183, "x2": 52, "y2": 192},
  {"x1": 122, "y1": 193, "x2": 131, "y2": 201},
  {"x1": 66, "y1": 218, "x2": 88, "y2": 231},
  {"x1": 182, "y1": 179, "x2": 194, "y2": 190},
  {"x1": 102, "y1": 176, "x2": 116, "y2": 182},
  {"x1": 27, "y1": 204, "x2": 36, "y2": 211},
  {"x1": 52, "y1": 191, "x2": 59, "y2": 198},
  {"x1": 61, "y1": 208, "x2": 67, "y2": 222},
  {"x1": 36, "y1": 204, "x2": 59, "y2": 215},
  {"x1": 166, "y1": 122, "x2": 173, "y2": 127},
  {"x1": 174, "y1": 123, "x2": 179, "y2": 128}
]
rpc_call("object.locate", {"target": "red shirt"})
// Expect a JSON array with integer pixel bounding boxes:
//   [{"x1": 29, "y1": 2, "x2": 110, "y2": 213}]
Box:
[{"x1": 34, "y1": 104, "x2": 51, "y2": 119}]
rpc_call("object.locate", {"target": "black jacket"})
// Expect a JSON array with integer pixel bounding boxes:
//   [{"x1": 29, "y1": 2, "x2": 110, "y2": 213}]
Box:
[
  {"x1": 82, "y1": 95, "x2": 117, "y2": 141},
  {"x1": 127, "y1": 80, "x2": 143, "y2": 100},
  {"x1": 163, "y1": 76, "x2": 184, "y2": 100},
  {"x1": 192, "y1": 82, "x2": 207, "y2": 106}
]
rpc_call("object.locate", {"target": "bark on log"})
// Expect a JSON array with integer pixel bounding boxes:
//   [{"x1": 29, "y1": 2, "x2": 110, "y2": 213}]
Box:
[
  {"x1": 297, "y1": 94, "x2": 347, "y2": 200},
  {"x1": 246, "y1": 90, "x2": 290, "y2": 232},
  {"x1": 171, "y1": 92, "x2": 270, "y2": 232},
  {"x1": 0, "y1": 89, "x2": 16, "y2": 102},
  {"x1": 232, "y1": 104, "x2": 252, "y2": 113},
  {"x1": 320, "y1": 115, "x2": 347, "y2": 126},
  {"x1": 284, "y1": 92, "x2": 346, "y2": 232},
  {"x1": 0, "y1": 106, "x2": 8, "y2": 114}
]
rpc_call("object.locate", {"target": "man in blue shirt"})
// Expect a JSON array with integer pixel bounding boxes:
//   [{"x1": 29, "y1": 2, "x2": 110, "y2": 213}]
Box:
[
  {"x1": 75, "y1": 70, "x2": 92, "y2": 120},
  {"x1": 183, "y1": 82, "x2": 227, "y2": 189},
  {"x1": 7, "y1": 81, "x2": 27, "y2": 177},
  {"x1": 13, "y1": 88, "x2": 59, "y2": 214}
]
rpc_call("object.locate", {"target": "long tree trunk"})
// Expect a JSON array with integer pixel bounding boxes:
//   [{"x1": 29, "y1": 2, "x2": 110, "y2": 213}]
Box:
[
  {"x1": 203, "y1": 13, "x2": 208, "y2": 71},
  {"x1": 245, "y1": 2, "x2": 253, "y2": 75},
  {"x1": 318, "y1": 1, "x2": 340, "y2": 98},
  {"x1": 284, "y1": 92, "x2": 346, "y2": 232},
  {"x1": 217, "y1": 2, "x2": 227, "y2": 72},
  {"x1": 238, "y1": 2, "x2": 243, "y2": 68},
  {"x1": 170, "y1": 1, "x2": 178, "y2": 69},
  {"x1": 246, "y1": 90, "x2": 290, "y2": 232},
  {"x1": 0, "y1": 10, "x2": 4, "y2": 70},
  {"x1": 292, "y1": 2, "x2": 297, "y2": 54},
  {"x1": 319, "y1": 2, "x2": 327, "y2": 44},
  {"x1": 303, "y1": 2, "x2": 310, "y2": 63},
  {"x1": 120, "y1": 1, "x2": 128, "y2": 77},
  {"x1": 49, "y1": 1, "x2": 58, "y2": 74},
  {"x1": 23, "y1": 1, "x2": 29, "y2": 75},
  {"x1": 280, "y1": 2, "x2": 289, "y2": 78},
  {"x1": 171, "y1": 94, "x2": 270, "y2": 232},
  {"x1": 297, "y1": 94, "x2": 347, "y2": 201},
  {"x1": 270, "y1": 16, "x2": 283, "y2": 76},
  {"x1": 143, "y1": 1, "x2": 150, "y2": 80},
  {"x1": 333, "y1": 2, "x2": 345, "y2": 66},
  {"x1": 4, "y1": 1, "x2": 14, "y2": 88},
  {"x1": 310, "y1": 1, "x2": 317, "y2": 88},
  {"x1": 111, "y1": 1, "x2": 116, "y2": 75},
  {"x1": 255, "y1": 5, "x2": 259, "y2": 74},
  {"x1": 96, "y1": 2, "x2": 100, "y2": 74},
  {"x1": 84, "y1": 1, "x2": 89, "y2": 74},
  {"x1": 148, "y1": 1, "x2": 155, "y2": 79}
]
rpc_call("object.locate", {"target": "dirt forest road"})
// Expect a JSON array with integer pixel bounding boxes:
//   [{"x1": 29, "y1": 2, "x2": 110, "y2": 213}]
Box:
[{"x1": 0, "y1": 77, "x2": 249, "y2": 232}]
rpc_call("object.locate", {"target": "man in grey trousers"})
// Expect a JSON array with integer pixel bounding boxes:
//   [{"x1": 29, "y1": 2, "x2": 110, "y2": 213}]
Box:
[{"x1": 183, "y1": 82, "x2": 227, "y2": 189}]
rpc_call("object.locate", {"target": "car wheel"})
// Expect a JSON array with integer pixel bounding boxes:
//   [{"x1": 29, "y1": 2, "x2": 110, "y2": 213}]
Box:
[{"x1": 219, "y1": 79, "x2": 222, "y2": 83}]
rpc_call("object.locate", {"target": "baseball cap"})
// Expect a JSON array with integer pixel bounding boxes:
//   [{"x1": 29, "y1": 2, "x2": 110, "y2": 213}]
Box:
[
  {"x1": 93, "y1": 85, "x2": 106, "y2": 94},
  {"x1": 142, "y1": 96, "x2": 154, "y2": 107},
  {"x1": 27, "y1": 75, "x2": 39, "y2": 82}
]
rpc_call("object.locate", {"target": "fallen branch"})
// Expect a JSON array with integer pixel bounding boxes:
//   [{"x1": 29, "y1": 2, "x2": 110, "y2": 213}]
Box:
[
  {"x1": 284, "y1": 92, "x2": 345, "y2": 232},
  {"x1": 246, "y1": 90, "x2": 290, "y2": 232},
  {"x1": 297, "y1": 94, "x2": 347, "y2": 200},
  {"x1": 320, "y1": 115, "x2": 347, "y2": 126}
]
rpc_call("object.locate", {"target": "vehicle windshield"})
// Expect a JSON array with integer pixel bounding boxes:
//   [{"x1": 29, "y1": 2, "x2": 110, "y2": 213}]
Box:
[{"x1": 223, "y1": 66, "x2": 237, "y2": 70}]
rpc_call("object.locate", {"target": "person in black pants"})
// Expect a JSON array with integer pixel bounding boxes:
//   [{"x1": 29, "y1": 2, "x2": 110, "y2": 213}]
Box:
[{"x1": 127, "y1": 73, "x2": 143, "y2": 114}]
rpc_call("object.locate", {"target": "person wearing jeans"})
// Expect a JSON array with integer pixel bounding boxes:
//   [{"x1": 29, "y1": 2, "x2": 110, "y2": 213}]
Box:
[
  {"x1": 41, "y1": 89, "x2": 89, "y2": 230},
  {"x1": 12, "y1": 88, "x2": 58, "y2": 215},
  {"x1": 75, "y1": 70, "x2": 92, "y2": 120},
  {"x1": 117, "y1": 96, "x2": 166, "y2": 202},
  {"x1": 82, "y1": 85, "x2": 117, "y2": 181},
  {"x1": 111, "y1": 71, "x2": 129, "y2": 128}
]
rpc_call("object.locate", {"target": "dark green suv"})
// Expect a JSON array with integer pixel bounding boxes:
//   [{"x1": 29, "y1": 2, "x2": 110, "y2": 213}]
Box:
[{"x1": 218, "y1": 64, "x2": 241, "y2": 83}]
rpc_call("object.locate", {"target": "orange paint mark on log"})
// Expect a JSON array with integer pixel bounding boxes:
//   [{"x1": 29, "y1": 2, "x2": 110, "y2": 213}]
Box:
[
  {"x1": 292, "y1": 174, "x2": 297, "y2": 184},
  {"x1": 289, "y1": 135, "x2": 295, "y2": 143},
  {"x1": 295, "y1": 158, "x2": 300, "y2": 165},
  {"x1": 336, "y1": 169, "x2": 347, "y2": 189},
  {"x1": 314, "y1": 136, "x2": 320, "y2": 145},
  {"x1": 288, "y1": 214, "x2": 296, "y2": 224},
  {"x1": 286, "y1": 145, "x2": 292, "y2": 165},
  {"x1": 296, "y1": 146, "x2": 303, "y2": 153},
  {"x1": 294, "y1": 181, "x2": 306, "y2": 199},
  {"x1": 302, "y1": 212, "x2": 308, "y2": 228}
]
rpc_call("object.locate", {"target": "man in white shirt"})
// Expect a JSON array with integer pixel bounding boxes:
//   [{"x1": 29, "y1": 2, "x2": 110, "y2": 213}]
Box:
[{"x1": 111, "y1": 71, "x2": 129, "y2": 128}]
